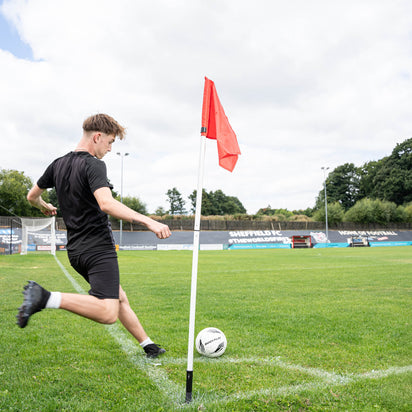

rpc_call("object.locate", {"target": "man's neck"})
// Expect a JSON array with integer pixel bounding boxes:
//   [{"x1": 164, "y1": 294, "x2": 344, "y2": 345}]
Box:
[{"x1": 75, "y1": 136, "x2": 94, "y2": 155}]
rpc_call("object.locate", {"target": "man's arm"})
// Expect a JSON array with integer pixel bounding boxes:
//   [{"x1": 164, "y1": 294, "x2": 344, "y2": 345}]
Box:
[
  {"x1": 93, "y1": 187, "x2": 171, "y2": 239},
  {"x1": 27, "y1": 185, "x2": 57, "y2": 216}
]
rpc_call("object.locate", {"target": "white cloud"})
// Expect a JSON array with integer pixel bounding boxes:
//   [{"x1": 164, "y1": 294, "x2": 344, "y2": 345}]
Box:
[{"x1": 0, "y1": 0, "x2": 411, "y2": 214}]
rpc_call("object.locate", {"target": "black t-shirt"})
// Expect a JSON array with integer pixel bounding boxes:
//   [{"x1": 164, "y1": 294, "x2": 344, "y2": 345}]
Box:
[{"x1": 37, "y1": 151, "x2": 115, "y2": 254}]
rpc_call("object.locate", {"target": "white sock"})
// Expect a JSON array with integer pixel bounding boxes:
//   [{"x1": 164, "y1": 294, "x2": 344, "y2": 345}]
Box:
[
  {"x1": 45, "y1": 292, "x2": 62, "y2": 309},
  {"x1": 140, "y1": 337, "x2": 154, "y2": 348}
]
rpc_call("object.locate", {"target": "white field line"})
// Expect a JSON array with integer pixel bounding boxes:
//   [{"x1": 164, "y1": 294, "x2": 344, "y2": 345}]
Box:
[
  {"x1": 354, "y1": 365, "x2": 412, "y2": 380},
  {"x1": 53, "y1": 255, "x2": 85, "y2": 294},
  {"x1": 163, "y1": 356, "x2": 412, "y2": 386},
  {"x1": 164, "y1": 356, "x2": 347, "y2": 384},
  {"x1": 164, "y1": 357, "x2": 412, "y2": 405},
  {"x1": 227, "y1": 363, "x2": 412, "y2": 402},
  {"x1": 53, "y1": 255, "x2": 412, "y2": 407},
  {"x1": 105, "y1": 323, "x2": 183, "y2": 406}
]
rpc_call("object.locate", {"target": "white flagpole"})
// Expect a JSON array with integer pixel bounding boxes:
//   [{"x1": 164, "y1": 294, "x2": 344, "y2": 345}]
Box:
[{"x1": 185, "y1": 134, "x2": 207, "y2": 403}]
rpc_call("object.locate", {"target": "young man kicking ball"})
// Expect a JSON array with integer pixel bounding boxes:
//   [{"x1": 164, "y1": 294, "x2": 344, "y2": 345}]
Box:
[{"x1": 17, "y1": 113, "x2": 171, "y2": 358}]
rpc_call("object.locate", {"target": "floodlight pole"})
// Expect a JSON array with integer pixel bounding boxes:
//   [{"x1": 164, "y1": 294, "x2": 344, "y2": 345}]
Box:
[
  {"x1": 321, "y1": 167, "x2": 330, "y2": 243},
  {"x1": 116, "y1": 152, "x2": 129, "y2": 246}
]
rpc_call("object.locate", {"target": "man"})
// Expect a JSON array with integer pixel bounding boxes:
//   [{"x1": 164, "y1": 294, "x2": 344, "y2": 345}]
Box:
[{"x1": 17, "y1": 113, "x2": 171, "y2": 358}]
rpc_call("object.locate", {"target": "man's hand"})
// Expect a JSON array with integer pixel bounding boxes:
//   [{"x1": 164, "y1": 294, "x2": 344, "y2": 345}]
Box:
[
  {"x1": 27, "y1": 185, "x2": 57, "y2": 216},
  {"x1": 41, "y1": 203, "x2": 57, "y2": 216},
  {"x1": 147, "y1": 220, "x2": 171, "y2": 239}
]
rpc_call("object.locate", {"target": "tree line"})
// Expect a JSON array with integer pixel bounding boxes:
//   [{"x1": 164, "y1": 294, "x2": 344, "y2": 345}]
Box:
[
  {"x1": 0, "y1": 138, "x2": 410, "y2": 224},
  {"x1": 258, "y1": 137, "x2": 412, "y2": 224},
  {"x1": 315, "y1": 138, "x2": 411, "y2": 209},
  {"x1": 162, "y1": 188, "x2": 246, "y2": 216},
  {"x1": 313, "y1": 137, "x2": 412, "y2": 224}
]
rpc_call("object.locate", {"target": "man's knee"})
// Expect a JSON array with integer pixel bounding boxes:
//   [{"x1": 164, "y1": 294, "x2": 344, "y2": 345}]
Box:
[
  {"x1": 99, "y1": 300, "x2": 119, "y2": 324},
  {"x1": 100, "y1": 312, "x2": 118, "y2": 325}
]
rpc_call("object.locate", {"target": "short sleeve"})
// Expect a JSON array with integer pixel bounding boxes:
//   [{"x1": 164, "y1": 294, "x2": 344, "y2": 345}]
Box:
[
  {"x1": 37, "y1": 162, "x2": 56, "y2": 189},
  {"x1": 86, "y1": 158, "x2": 113, "y2": 193}
]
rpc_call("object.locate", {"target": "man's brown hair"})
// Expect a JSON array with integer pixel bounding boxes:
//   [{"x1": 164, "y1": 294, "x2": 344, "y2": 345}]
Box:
[{"x1": 82, "y1": 113, "x2": 126, "y2": 140}]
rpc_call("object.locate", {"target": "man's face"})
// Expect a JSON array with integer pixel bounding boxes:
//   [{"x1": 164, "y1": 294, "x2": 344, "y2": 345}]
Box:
[{"x1": 94, "y1": 133, "x2": 116, "y2": 159}]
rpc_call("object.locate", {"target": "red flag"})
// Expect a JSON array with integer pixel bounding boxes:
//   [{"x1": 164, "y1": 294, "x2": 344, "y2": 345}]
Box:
[{"x1": 201, "y1": 77, "x2": 240, "y2": 172}]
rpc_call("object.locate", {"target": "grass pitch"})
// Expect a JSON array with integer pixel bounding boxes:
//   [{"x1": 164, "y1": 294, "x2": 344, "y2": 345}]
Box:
[{"x1": 0, "y1": 247, "x2": 411, "y2": 411}]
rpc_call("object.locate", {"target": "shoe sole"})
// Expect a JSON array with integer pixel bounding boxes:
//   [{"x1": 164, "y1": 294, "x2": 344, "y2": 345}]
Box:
[
  {"x1": 16, "y1": 281, "x2": 40, "y2": 328},
  {"x1": 146, "y1": 348, "x2": 166, "y2": 359}
]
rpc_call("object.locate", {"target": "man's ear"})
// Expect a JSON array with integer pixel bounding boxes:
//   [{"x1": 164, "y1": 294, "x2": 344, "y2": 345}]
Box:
[{"x1": 93, "y1": 132, "x2": 101, "y2": 144}]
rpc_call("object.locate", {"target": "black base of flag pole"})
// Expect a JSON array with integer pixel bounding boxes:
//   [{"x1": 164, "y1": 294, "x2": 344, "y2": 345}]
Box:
[{"x1": 185, "y1": 370, "x2": 193, "y2": 403}]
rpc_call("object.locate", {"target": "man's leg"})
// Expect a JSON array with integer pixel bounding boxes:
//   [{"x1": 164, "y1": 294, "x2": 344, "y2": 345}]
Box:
[
  {"x1": 60, "y1": 293, "x2": 119, "y2": 324},
  {"x1": 117, "y1": 285, "x2": 165, "y2": 358},
  {"x1": 117, "y1": 285, "x2": 148, "y2": 342},
  {"x1": 17, "y1": 280, "x2": 119, "y2": 327}
]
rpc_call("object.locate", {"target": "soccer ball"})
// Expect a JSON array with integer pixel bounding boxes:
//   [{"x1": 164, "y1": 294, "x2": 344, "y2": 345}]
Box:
[{"x1": 195, "y1": 327, "x2": 227, "y2": 358}]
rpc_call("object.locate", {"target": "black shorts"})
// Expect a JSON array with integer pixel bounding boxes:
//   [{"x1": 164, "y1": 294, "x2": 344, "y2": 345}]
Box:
[{"x1": 68, "y1": 249, "x2": 119, "y2": 299}]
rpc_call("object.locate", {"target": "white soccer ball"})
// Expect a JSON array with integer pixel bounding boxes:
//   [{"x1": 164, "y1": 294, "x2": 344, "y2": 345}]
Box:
[{"x1": 195, "y1": 327, "x2": 227, "y2": 358}]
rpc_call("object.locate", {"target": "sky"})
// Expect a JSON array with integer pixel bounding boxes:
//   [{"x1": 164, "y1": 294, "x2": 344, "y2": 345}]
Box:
[{"x1": 0, "y1": 0, "x2": 411, "y2": 215}]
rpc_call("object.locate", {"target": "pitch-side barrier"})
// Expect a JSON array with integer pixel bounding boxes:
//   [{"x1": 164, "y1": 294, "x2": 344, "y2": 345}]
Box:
[{"x1": 2, "y1": 229, "x2": 412, "y2": 254}]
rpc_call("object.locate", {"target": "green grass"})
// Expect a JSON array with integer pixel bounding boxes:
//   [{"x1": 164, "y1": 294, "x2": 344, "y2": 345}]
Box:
[{"x1": 0, "y1": 247, "x2": 411, "y2": 411}]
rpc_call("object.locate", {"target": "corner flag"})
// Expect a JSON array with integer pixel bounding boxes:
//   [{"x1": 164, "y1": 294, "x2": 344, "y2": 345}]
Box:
[
  {"x1": 186, "y1": 78, "x2": 239, "y2": 403},
  {"x1": 201, "y1": 77, "x2": 241, "y2": 172}
]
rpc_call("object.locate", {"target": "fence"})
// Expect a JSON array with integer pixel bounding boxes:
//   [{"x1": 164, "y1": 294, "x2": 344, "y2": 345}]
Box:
[
  {"x1": 107, "y1": 218, "x2": 412, "y2": 232},
  {"x1": 1, "y1": 216, "x2": 411, "y2": 233}
]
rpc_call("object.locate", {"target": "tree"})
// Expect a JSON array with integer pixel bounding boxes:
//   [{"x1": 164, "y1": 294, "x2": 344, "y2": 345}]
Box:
[
  {"x1": 189, "y1": 189, "x2": 215, "y2": 215},
  {"x1": 0, "y1": 169, "x2": 39, "y2": 217},
  {"x1": 189, "y1": 189, "x2": 246, "y2": 215},
  {"x1": 344, "y1": 198, "x2": 407, "y2": 224},
  {"x1": 109, "y1": 195, "x2": 148, "y2": 225},
  {"x1": 119, "y1": 195, "x2": 148, "y2": 215},
  {"x1": 358, "y1": 160, "x2": 381, "y2": 199},
  {"x1": 405, "y1": 202, "x2": 412, "y2": 223},
  {"x1": 315, "y1": 163, "x2": 361, "y2": 211},
  {"x1": 292, "y1": 208, "x2": 314, "y2": 217},
  {"x1": 257, "y1": 207, "x2": 294, "y2": 219},
  {"x1": 166, "y1": 187, "x2": 186, "y2": 215},
  {"x1": 368, "y1": 138, "x2": 412, "y2": 205},
  {"x1": 154, "y1": 206, "x2": 167, "y2": 216},
  {"x1": 222, "y1": 195, "x2": 247, "y2": 215},
  {"x1": 313, "y1": 202, "x2": 344, "y2": 224}
]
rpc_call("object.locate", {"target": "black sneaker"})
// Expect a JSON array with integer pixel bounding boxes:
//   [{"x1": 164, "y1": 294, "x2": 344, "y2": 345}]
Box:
[
  {"x1": 144, "y1": 343, "x2": 166, "y2": 358},
  {"x1": 16, "y1": 281, "x2": 50, "y2": 328}
]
